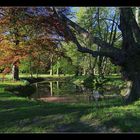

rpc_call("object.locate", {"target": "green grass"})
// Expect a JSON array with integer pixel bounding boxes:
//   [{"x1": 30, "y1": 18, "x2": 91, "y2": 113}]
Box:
[
  {"x1": 19, "y1": 74, "x2": 74, "y2": 78},
  {"x1": 0, "y1": 91, "x2": 96, "y2": 133},
  {"x1": 0, "y1": 76, "x2": 140, "y2": 133},
  {"x1": 0, "y1": 81, "x2": 26, "y2": 86},
  {"x1": 0, "y1": 81, "x2": 27, "y2": 93},
  {"x1": 0, "y1": 73, "x2": 74, "y2": 79},
  {"x1": 0, "y1": 74, "x2": 74, "y2": 84}
]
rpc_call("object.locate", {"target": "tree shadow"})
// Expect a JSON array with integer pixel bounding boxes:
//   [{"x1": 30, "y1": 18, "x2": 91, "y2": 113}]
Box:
[
  {"x1": 0, "y1": 90, "x2": 125, "y2": 132},
  {"x1": 0, "y1": 97, "x2": 99, "y2": 132},
  {"x1": 101, "y1": 113, "x2": 140, "y2": 132}
]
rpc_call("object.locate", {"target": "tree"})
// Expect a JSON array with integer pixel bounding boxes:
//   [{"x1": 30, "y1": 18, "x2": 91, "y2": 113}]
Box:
[
  {"x1": 75, "y1": 7, "x2": 121, "y2": 77},
  {"x1": 52, "y1": 7, "x2": 140, "y2": 104},
  {"x1": 76, "y1": 7, "x2": 97, "y2": 76},
  {"x1": 0, "y1": 7, "x2": 67, "y2": 79},
  {"x1": 0, "y1": 8, "x2": 33, "y2": 80}
]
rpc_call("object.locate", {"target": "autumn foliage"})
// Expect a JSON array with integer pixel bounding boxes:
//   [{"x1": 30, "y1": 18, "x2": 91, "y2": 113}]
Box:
[{"x1": 0, "y1": 7, "x2": 71, "y2": 79}]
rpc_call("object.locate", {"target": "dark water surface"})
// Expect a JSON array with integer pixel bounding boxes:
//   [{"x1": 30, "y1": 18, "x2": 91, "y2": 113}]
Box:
[{"x1": 28, "y1": 80, "x2": 121, "y2": 103}]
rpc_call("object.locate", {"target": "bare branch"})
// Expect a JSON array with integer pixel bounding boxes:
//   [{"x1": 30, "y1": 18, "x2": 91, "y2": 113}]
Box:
[
  {"x1": 99, "y1": 18, "x2": 120, "y2": 27},
  {"x1": 97, "y1": 8, "x2": 103, "y2": 40},
  {"x1": 111, "y1": 20, "x2": 118, "y2": 46},
  {"x1": 65, "y1": 24, "x2": 123, "y2": 60},
  {"x1": 109, "y1": 14, "x2": 116, "y2": 45},
  {"x1": 58, "y1": 13, "x2": 121, "y2": 53}
]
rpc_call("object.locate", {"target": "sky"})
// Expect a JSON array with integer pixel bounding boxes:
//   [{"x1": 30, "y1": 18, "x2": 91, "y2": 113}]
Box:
[{"x1": 69, "y1": 7, "x2": 79, "y2": 22}]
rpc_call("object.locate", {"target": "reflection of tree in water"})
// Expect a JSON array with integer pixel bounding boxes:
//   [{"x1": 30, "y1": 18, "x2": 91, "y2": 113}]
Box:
[
  {"x1": 82, "y1": 75, "x2": 120, "y2": 102},
  {"x1": 29, "y1": 79, "x2": 121, "y2": 103},
  {"x1": 52, "y1": 81, "x2": 77, "y2": 96},
  {"x1": 49, "y1": 81, "x2": 53, "y2": 96},
  {"x1": 75, "y1": 85, "x2": 84, "y2": 92}
]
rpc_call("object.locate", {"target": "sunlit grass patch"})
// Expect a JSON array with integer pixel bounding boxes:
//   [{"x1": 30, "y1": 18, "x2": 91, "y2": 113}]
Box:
[{"x1": 0, "y1": 81, "x2": 26, "y2": 86}]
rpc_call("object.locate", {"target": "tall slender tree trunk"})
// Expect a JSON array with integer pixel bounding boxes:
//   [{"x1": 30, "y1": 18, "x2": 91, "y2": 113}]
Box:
[
  {"x1": 50, "y1": 54, "x2": 53, "y2": 76},
  {"x1": 12, "y1": 27, "x2": 20, "y2": 81},
  {"x1": 50, "y1": 67, "x2": 53, "y2": 75},
  {"x1": 29, "y1": 60, "x2": 33, "y2": 78},
  {"x1": 75, "y1": 66, "x2": 79, "y2": 76},
  {"x1": 12, "y1": 64, "x2": 19, "y2": 81},
  {"x1": 83, "y1": 68, "x2": 86, "y2": 75},
  {"x1": 93, "y1": 57, "x2": 97, "y2": 75},
  {"x1": 56, "y1": 67, "x2": 59, "y2": 76},
  {"x1": 36, "y1": 69, "x2": 39, "y2": 78},
  {"x1": 97, "y1": 56, "x2": 104, "y2": 78},
  {"x1": 56, "y1": 81, "x2": 59, "y2": 90},
  {"x1": 36, "y1": 55, "x2": 40, "y2": 78},
  {"x1": 135, "y1": 7, "x2": 139, "y2": 25}
]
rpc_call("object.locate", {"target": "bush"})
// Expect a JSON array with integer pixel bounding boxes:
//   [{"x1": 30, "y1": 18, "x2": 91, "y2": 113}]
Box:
[
  {"x1": 83, "y1": 75, "x2": 109, "y2": 89},
  {"x1": 5, "y1": 85, "x2": 36, "y2": 97}
]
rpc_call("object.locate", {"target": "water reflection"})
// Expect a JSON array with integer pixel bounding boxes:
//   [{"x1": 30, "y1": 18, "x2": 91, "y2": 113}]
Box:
[{"x1": 29, "y1": 80, "x2": 120, "y2": 103}]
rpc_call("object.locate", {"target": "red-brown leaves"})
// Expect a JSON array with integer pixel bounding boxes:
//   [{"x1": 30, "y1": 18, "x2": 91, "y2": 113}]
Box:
[{"x1": 0, "y1": 7, "x2": 71, "y2": 73}]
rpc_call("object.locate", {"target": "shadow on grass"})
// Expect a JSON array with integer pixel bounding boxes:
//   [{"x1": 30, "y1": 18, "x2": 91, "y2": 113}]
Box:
[
  {"x1": 0, "y1": 89, "x2": 125, "y2": 132},
  {"x1": 0, "y1": 91, "x2": 98, "y2": 132},
  {"x1": 101, "y1": 114, "x2": 140, "y2": 132}
]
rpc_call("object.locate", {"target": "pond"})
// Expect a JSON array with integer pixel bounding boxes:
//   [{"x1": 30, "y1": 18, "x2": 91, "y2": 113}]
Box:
[{"x1": 27, "y1": 80, "x2": 122, "y2": 104}]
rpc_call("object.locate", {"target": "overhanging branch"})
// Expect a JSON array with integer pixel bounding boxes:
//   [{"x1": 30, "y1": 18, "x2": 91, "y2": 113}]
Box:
[
  {"x1": 58, "y1": 12, "x2": 121, "y2": 53},
  {"x1": 52, "y1": 8, "x2": 125, "y2": 66},
  {"x1": 65, "y1": 24, "x2": 123, "y2": 60}
]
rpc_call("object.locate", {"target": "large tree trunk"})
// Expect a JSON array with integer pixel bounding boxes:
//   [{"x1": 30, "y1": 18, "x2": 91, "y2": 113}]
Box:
[
  {"x1": 123, "y1": 76, "x2": 140, "y2": 104},
  {"x1": 12, "y1": 64, "x2": 19, "y2": 81},
  {"x1": 118, "y1": 8, "x2": 140, "y2": 103},
  {"x1": 120, "y1": 53, "x2": 140, "y2": 104}
]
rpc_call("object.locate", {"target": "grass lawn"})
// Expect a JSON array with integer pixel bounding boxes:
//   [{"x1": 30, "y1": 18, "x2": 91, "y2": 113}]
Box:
[{"x1": 0, "y1": 77, "x2": 140, "y2": 133}]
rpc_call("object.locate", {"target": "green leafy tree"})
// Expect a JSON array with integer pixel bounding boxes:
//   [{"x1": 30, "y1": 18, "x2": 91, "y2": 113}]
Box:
[{"x1": 53, "y1": 7, "x2": 140, "y2": 103}]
